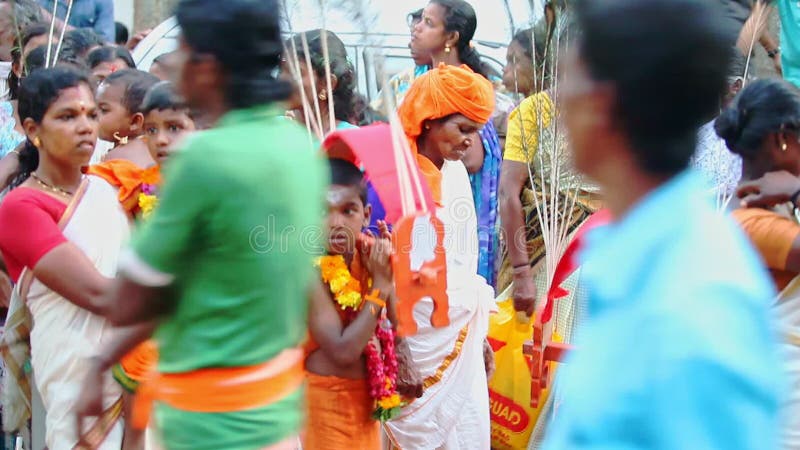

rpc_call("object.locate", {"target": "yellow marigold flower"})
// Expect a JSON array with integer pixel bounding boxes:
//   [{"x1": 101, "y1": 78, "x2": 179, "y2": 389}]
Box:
[
  {"x1": 138, "y1": 194, "x2": 158, "y2": 219},
  {"x1": 329, "y1": 275, "x2": 349, "y2": 293},
  {"x1": 378, "y1": 394, "x2": 401, "y2": 410},
  {"x1": 337, "y1": 291, "x2": 362, "y2": 309}
]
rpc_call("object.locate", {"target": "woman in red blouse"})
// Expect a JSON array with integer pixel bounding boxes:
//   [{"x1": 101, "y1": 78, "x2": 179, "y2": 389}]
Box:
[{"x1": 0, "y1": 67, "x2": 129, "y2": 450}]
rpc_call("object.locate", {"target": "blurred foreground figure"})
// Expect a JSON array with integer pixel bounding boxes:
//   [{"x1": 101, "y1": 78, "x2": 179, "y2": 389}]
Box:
[
  {"x1": 74, "y1": 0, "x2": 326, "y2": 449},
  {"x1": 543, "y1": 0, "x2": 782, "y2": 449}
]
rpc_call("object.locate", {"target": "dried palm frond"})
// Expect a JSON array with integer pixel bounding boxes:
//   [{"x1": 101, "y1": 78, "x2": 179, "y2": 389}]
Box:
[
  {"x1": 44, "y1": 0, "x2": 58, "y2": 68},
  {"x1": 280, "y1": 0, "x2": 325, "y2": 141},
  {"x1": 739, "y1": 0, "x2": 771, "y2": 82},
  {"x1": 513, "y1": 5, "x2": 589, "y2": 303},
  {"x1": 52, "y1": 0, "x2": 73, "y2": 64}
]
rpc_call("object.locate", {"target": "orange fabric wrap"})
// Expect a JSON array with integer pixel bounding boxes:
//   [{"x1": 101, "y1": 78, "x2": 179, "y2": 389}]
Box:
[
  {"x1": 85, "y1": 161, "x2": 161, "y2": 213},
  {"x1": 732, "y1": 208, "x2": 800, "y2": 290},
  {"x1": 132, "y1": 348, "x2": 304, "y2": 429},
  {"x1": 397, "y1": 64, "x2": 495, "y2": 205},
  {"x1": 303, "y1": 373, "x2": 380, "y2": 450},
  {"x1": 119, "y1": 340, "x2": 159, "y2": 381}
]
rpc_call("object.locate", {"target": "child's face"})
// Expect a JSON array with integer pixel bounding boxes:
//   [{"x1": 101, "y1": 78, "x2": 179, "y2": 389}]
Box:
[
  {"x1": 92, "y1": 59, "x2": 130, "y2": 84},
  {"x1": 143, "y1": 108, "x2": 195, "y2": 164},
  {"x1": 96, "y1": 82, "x2": 130, "y2": 142},
  {"x1": 325, "y1": 185, "x2": 370, "y2": 256}
]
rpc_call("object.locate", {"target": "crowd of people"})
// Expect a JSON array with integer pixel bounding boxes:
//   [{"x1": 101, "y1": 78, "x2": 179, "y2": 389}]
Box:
[{"x1": 0, "y1": 0, "x2": 796, "y2": 449}]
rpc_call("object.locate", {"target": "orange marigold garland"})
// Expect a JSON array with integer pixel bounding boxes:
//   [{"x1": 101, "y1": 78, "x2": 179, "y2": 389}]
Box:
[{"x1": 315, "y1": 255, "x2": 402, "y2": 421}]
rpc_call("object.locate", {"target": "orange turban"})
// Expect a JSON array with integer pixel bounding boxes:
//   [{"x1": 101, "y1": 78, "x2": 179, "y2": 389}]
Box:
[{"x1": 398, "y1": 64, "x2": 495, "y2": 205}]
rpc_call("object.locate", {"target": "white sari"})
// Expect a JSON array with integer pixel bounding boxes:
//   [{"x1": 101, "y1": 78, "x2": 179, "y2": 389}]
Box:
[
  {"x1": 2, "y1": 176, "x2": 129, "y2": 450},
  {"x1": 385, "y1": 160, "x2": 494, "y2": 450},
  {"x1": 776, "y1": 276, "x2": 800, "y2": 450}
]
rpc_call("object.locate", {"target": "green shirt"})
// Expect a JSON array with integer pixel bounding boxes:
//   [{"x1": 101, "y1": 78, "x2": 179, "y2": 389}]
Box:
[
  {"x1": 128, "y1": 105, "x2": 327, "y2": 449},
  {"x1": 779, "y1": 0, "x2": 800, "y2": 88}
]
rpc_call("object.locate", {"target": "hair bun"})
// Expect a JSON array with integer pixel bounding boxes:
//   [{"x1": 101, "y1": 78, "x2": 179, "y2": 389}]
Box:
[{"x1": 714, "y1": 105, "x2": 746, "y2": 153}]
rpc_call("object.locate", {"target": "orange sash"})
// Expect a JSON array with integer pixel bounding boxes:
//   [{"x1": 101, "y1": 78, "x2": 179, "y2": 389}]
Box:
[
  {"x1": 119, "y1": 340, "x2": 159, "y2": 382},
  {"x1": 132, "y1": 348, "x2": 304, "y2": 429},
  {"x1": 84, "y1": 160, "x2": 161, "y2": 214}
]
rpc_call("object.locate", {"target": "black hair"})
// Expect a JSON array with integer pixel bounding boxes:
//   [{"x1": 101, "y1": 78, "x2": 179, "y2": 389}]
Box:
[
  {"x1": 141, "y1": 81, "x2": 190, "y2": 116},
  {"x1": 511, "y1": 24, "x2": 551, "y2": 66},
  {"x1": 22, "y1": 43, "x2": 89, "y2": 77},
  {"x1": 1, "y1": 0, "x2": 42, "y2": 33},
  {"x1": 19, "y1": 22, "x2": 51, "y2": 54},
  {"x1": 328, "y1": 158, "x2": 367, "y2": 205},
  {"x1": 351, "y1": 93, "x2": 386, "y2": 127},
  {"x1": 9, "y1": 66, "x2": 90, "y2": 189},
  {"x1": 574, "y1": 0, "x2": 730, "y2": 175},
  {"x1": 101, "y1": 69, "x2": 160, "y2": 113},
  {"x1": 175, "y1": 0, "x2": 291, "y2": 108},
  {"x1": 60, "y1": 28, "x2": 104, "y2": 60},
  {"x1": 407, "y1": 8, "x2": 423, "y2": 27},
  {"x1": 115, "y1": 22, "x2": 129, "y2": 45},
  {"x1": 716, "y1": 78, "x2": 800, "y2": 160},
  {"x1": 289, "y1": 29, "x2": 357, "y2": 122},
  {"x1": 87, "y1": 45, "x2": 135, "y2": 70},
  {"x1": 430, "y1": 0, "x2": 487, "y2": 78},
  {"x1": 6, "y1": 21, "x2": 52, "y2": 100},
  {"x1": 22, "y1": 43, "x2": 46, "y2": 73},
  {"x1": 728, "y1": 47, "x2": 747, "y2": 80}
]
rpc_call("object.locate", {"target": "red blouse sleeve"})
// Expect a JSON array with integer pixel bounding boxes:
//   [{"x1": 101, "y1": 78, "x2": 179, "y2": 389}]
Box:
[{"x1": 0, "y1": 188, "x2": 68, "y2": 282}]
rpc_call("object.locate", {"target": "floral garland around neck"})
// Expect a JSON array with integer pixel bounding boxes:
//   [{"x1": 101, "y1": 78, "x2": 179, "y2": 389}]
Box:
[
  {"x1": 137, "y1": 167, "x2": 161, "y2": 219},
  {"x1": 316, "y1": 254, "x2": 403, "y2": 421}
]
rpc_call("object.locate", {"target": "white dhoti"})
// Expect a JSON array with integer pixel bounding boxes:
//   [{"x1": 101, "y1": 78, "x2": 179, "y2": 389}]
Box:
[{"x1": 385, "y1": 161, "x2": 494, "y2": 450}]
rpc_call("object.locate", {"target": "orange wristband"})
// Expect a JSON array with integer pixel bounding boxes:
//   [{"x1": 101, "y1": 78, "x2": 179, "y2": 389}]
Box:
[{"x1": 364, "y1": 289, "x2": 386, "y2": 308}]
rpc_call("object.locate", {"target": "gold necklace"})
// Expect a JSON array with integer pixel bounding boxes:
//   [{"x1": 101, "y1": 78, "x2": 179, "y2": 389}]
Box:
[{"x1": 30, "y1": 172, "x2": 75, "y2": 197}]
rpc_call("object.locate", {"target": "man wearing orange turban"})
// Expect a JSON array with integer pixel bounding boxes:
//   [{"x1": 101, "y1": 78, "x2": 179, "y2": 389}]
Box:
[{"x1": 385, "y1": 64, "x2": 497, "y2": 449}]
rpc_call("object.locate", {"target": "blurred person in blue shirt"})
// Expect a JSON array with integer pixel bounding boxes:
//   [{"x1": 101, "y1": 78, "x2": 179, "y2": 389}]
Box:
[
  {"x1": 544, "y1": 0, "x2": 783, "y2": 448},
  {"x1": 38, "y1": 0, "x2": 113, "y2": 43}
]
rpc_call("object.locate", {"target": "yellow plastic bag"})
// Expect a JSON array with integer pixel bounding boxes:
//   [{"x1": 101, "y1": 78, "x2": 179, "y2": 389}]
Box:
[{"x1": 488, "y1": 299, "x2": 550, "y2": 450}]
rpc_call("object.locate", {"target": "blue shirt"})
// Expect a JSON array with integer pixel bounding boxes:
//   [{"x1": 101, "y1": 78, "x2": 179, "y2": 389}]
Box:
[
  {"x1": 779, "y1": 0, "x2": 800, "y2": 88},
  {"x1": 542, "y1": 171, "x2": 782, "y2": 450},
  {"x1": 38, "y1": 0, "x2": 114, "y2": 43}
]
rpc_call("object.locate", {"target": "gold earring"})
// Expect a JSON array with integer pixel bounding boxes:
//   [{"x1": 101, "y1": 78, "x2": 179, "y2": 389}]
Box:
[
  {"x1": 33, "y1": 136, "x2": 41, "y2": 148},
  {"x1": 783, "y1": 142, "x2": 788, "y2": 152},
  {"x1": 113, "y1": 132, "x2": 129, "y2": 146},
  {"x1": 445, "y1": 45, "x2": 451, "y2": 54},
  {"x1": 318, "y1": 90, "x2": 327, "y2": 101}
]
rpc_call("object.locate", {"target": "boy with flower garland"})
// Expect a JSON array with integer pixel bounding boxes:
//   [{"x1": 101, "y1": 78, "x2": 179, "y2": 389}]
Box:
[{"x1": 303, "y1": 158, "x2": 400, "y2": 450}]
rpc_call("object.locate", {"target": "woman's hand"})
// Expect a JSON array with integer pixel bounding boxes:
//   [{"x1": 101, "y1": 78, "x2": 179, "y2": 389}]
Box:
[
  {"x1": 483, "y1": 338, "x2": 496, "y2": 380},
  {"x1": 737, "y1": 170, "x2": 800, "y2": 208},
  {"x1": 512, "y1": 266, "x2": 536, "y2": 317},
  {"x1": 395, "y1": 338, "x2": 424, "y2": 399}
]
